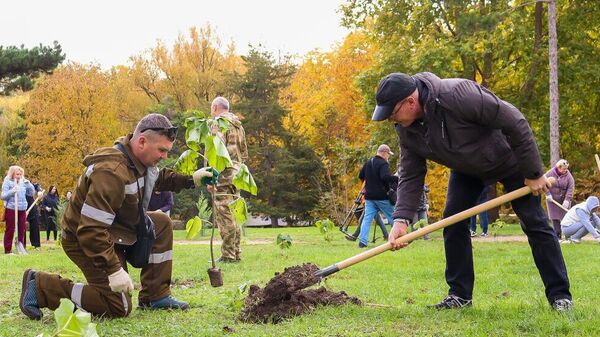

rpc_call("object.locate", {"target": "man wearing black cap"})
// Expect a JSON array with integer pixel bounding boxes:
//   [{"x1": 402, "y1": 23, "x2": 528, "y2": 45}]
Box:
[
  {"x1": 376, "y1": 72, "x2": 572, "y2": 311},
  {"x1": 355, "y1": 144, "x2": 398, "y2": 248}
]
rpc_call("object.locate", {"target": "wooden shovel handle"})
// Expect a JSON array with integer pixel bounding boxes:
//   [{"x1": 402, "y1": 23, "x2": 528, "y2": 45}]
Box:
[
  {"x1": 547, "y1": 197, "x2": 569, "y2": 213},
  {"x1": 333, "y1": 178, "x2": 555, "y2": 272},
  {"x1": 595, "y1": 154, "x2": 600, "y2": 174}
]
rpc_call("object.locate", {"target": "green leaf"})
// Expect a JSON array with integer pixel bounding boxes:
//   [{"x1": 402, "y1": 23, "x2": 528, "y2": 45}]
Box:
[
  {"x1": 205, "y1": 135, "x2": 232, "y2": 172},
  {"x1": 314, "y1": 219, "x2": 336, "y2": 242},
  {"x1": 185, "y1": 216, "x2": 202, "y2": 239},
  {"x1": 52, "y1": 298, "x2": 99, "y2": 337},
  {"x1": 215, "y1": 116, "x2": 231, "y2": 133},
  {"x1": 54, "y1": 298, "x2": 75, "y2": 332},
  {"x1": 276, "y1": 234, "x2": 293, "y2": 249},
  {"x1": 228, "y1": 198, "x2": 248, "y2": 225},
  {"x1": 232, "y1": 163, "x2": 258, "y2": 195},
  {"x1": 175, "y1": 149, "x2": 199, "y2": 175},
  {"x1": 184, "y1": 118, "x2": 210, "y2": 152},
  {"x1": 196, "y1": 193, "x2": 212, "y2": 223}
]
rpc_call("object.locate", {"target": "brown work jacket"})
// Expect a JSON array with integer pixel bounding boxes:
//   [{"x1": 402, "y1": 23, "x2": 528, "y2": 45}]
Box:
[{"x1": 62, "y1": 135, "x2": 193, "y2": 274}]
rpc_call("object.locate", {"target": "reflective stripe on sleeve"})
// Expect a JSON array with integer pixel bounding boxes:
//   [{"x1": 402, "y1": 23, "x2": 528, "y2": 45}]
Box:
[
  {"x1": 70, "y1": 283, "x2": 85, "y2": 308},
  {"x1": 124, "y1": 177, "x2": 145, "y2": 195},
  {"x1": 81, "y1": 203, "x2": 115, "y2": 225},
  {"x1": 85, "y1": 164, "x2": 95, "y2": 178},
  {"x1": 148, "y1": 250, "x2": 173, "y2": 264}
]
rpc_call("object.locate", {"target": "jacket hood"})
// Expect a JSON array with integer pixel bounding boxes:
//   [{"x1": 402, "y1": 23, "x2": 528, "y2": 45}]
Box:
[
  {"x1": 586, "y1": 196, "x2": 599, "y2": 212},
  {"x1": 82, "y1": 146, "x2": 125, "y2": 167},
  {"x1": 219, "y1": 112, "x2": 243, "y2": 128}
]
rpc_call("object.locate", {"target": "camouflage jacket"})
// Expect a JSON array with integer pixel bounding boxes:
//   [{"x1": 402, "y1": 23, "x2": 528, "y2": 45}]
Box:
[
  {"x1": 62, "y1": 135, "x2": 194, "y2": 274},
  {"x1": 213, "y1": 112, "x2": 248, "y2": 185}
]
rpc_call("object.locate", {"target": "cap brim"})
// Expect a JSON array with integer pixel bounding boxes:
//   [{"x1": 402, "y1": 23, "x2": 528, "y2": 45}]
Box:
[{"x1": 372, "y1": 105, "x2": 394, "y2": 121}]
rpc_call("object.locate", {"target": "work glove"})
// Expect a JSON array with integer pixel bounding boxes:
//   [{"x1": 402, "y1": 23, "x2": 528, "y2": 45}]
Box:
[
  {"x1": 425, "y1": 204, "x2": 430, "y2": 211},
  {"x1": 562, "y1": 200, "x2": 570, "y2": 209},
  {"x1": 546, "y1": 194, "x2": 553, "y2": 201},
  {"x1": 37, "y1": 191, "x2": 44, "y2": 198},
  {"x1": 193, "y1": 167, "x2": 219, "y2": 186},
  {"x1": 45, "y1": 207, "x2": 52, "y2": 212},
  {"x1": 108, "y1": 268, "x2": 134, "y2": 293}
]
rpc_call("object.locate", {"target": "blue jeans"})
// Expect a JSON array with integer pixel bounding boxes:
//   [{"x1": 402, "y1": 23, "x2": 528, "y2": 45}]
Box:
[
  {"x1": 358, "y1": 199, "x2": 394, "y2": 246},
  {"x1": 562, "y1": 222, "x2": 600, "y2": 240},
  {"x1": 469, "y1": 191, "x2": 489, "y2": 234},
  {"x1": 469, "y1": 212, "x2": 489, "y2": 234}
]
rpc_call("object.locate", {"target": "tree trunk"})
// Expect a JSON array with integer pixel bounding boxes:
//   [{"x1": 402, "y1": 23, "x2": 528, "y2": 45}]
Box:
[
  {"x1": 270, "y1": 217, "x2": 279, "y2": 227},
  {"x1": 548, "y1": 0, "x2": 560, "y2": 166}
]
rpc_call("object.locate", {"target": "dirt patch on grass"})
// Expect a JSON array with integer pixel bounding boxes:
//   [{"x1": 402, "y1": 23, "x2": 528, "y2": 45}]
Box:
[{"x1": 240, "y1": 263, "x2": 361, "y2": 323}]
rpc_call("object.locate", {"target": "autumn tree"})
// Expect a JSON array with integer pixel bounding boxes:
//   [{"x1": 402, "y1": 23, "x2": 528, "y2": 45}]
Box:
[
  {"x1": 130, "y1": 24, "x2": 244, "y2": 112},
  {"x1": 281, "y1": 32, "x2": 377, "y2": 221},
  {"x1": 21, "y1": 63, "x2": 150, "y2": 193},
  {"x1": 229, "y1": 47, "x2": 322, "y2": 226}
]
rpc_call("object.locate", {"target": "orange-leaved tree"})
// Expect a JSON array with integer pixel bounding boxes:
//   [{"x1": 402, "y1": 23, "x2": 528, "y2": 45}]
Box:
[
  {"x1": 22, "y1": 63, "x2": 149, "y2": 193},
  {"x1": 281, "y1": 32, "x2": 376, "y2": 221}
]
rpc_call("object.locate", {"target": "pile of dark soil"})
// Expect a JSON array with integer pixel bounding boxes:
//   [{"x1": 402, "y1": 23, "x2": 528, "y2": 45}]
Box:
[{"x1": 240, "y1": 263, "x2": 361, "y2": 323}]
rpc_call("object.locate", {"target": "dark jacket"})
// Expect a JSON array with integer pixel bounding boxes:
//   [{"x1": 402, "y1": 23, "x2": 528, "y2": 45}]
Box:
[
  {"x1": 359, "y1": 155, "x2": 398, "y2": 201},
  {"x1": 416, "y1": 184, "x2": 430, "y2": 212},
  {"x1": 42, "y1": 193, "x2": 60, "y2": 215},
  {"x1": 148, "y1": 191, "x2": 174, "y2": 213},
  {"x1": 393, "y1": 72, "x2": 544, "y2": 221}
]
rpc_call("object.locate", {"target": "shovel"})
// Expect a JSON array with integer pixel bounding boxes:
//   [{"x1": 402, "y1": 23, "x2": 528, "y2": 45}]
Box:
[
  {"x1": 315, "y1": 179, "x2": 554, "y2": 278},
  {"x1": 13, "y1": 180, "x2": 28, "y2": 255}
]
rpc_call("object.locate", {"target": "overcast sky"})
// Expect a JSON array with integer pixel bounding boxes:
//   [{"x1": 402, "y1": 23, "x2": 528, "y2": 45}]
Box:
[{"x1": 1, "y1": 0, "x2": 349, "y2": 68}]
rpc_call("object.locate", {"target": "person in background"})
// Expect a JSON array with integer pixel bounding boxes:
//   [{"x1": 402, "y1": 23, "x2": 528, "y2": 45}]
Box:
[
  {"x1": 42, "y1": 185, "x2": 60, "y2": 242},
  {"x1": 27, "y1": 183, "x2": 44, "y2": 250},
  {"x1": 1, "y1": 165, "x2": 35, "y2": 254},
  {"x1": 356, "y1": 144, "x2": 398, "y2": 248},
  {"x1": 148, "y1": 191, "x2": 174, "y2": 216},
  {"x1": 545, "y1": 159, "x2": 575, "y2": 240},
  {"x1": 411, "y1": 184, "x2": 430, "y2": 240},
  {"x1": 208, "y1": 97, "x2": 248, "y2": 263},
  {"x1": 560, "y1": 196, "x2": 600, "y2": 244},
  {"x1": 469, "y1": 185, "x2": 491, "y2": 237},
  {"x1": 65, "y1": 191, "x2": 73, "y2": 201}
]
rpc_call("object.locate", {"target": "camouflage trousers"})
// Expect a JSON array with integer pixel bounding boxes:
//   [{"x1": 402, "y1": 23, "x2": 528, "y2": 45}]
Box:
[{"x1": 214, "y1": 182, "x2": 241, "y2": 261}]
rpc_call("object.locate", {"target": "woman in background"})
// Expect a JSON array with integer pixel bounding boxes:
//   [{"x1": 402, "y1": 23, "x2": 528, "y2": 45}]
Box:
[
  {"x1": 42, "y1": 185, "x2": 60, "y2": 242},
  {"x1": 1, "y1": 166, "x2": 35, "y2": 253},
  {"x1": 545, "y1": 159, "x2": 575, "y2": 240}
]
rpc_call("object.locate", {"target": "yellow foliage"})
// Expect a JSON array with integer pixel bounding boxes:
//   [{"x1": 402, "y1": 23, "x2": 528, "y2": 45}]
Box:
[
  {"x1": 424, "y1": 162, "x2": 450, "y2": 221},
  {"x1": 0, "y1": 94, "x2": 29, "y2": 173},
  {"x1": 21, "y1": 63, "x2": 148, "y2": 194},
  {"x1": 282, "y1": 32, "x2": 375, "y2": 153},
  {"x1": 130, "y1": 24, "x2": 244, "y2": 111},
  {"x1": 281, "y1": 32, "x2": 377, "y2": 219}
]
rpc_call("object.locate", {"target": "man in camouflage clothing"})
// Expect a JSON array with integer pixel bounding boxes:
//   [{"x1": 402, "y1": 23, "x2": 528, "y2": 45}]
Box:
[
  {"x1": 208, "y1": 97, "x2": 248, "y2": 263},
  {"x1": 19, "y1": 114, "x2": 214, "y2": 319}
]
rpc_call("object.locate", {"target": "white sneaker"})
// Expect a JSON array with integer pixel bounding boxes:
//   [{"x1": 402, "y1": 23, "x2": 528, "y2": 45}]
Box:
[
  {"x1": 569, "y1": 238, "x2": 581, "y2": 244},
  {"x1": 470, "y1": 231, "x2": 477, "y2": 237},
  {"x1": 559, "y1": 239, "x2": 570, "y2": 244}
]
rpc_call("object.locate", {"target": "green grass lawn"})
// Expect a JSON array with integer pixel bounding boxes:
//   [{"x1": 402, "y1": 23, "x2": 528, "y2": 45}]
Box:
[{"x1": 1, "y1": 225, "x2": 599, "y2": 337}]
